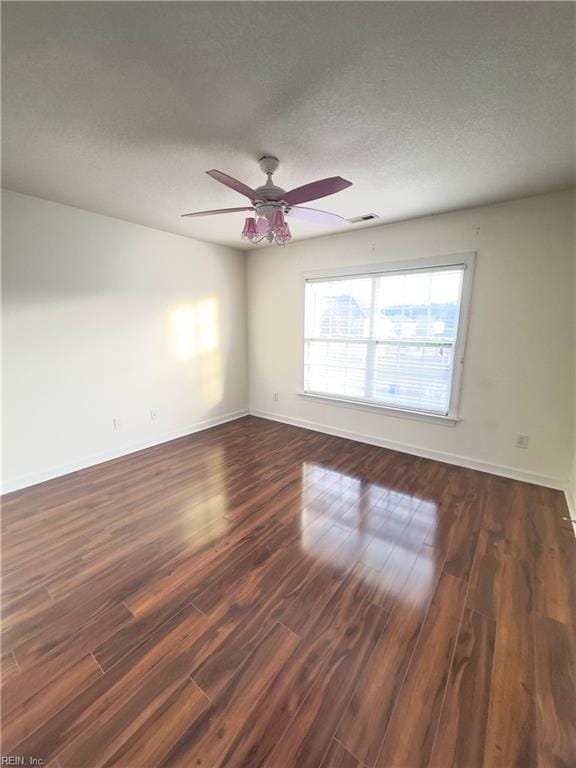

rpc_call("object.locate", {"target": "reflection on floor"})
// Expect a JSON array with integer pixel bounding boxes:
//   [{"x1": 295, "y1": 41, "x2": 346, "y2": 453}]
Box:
[
  {"x1": 301, "y1": 462, "x2": 437, "y2": 607},
  {"x1": 2, "y1": 416, "x2": 575, "y2": 768}
]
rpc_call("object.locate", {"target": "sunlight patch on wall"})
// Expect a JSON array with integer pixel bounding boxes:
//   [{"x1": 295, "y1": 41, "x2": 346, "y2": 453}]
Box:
[
  {"x1": 200, "y1": 348, "x2": 223, "y2": 408},
  {"x1": 169, "y1": 297, "x2": 223, "y2": 407},
  {"x1": 171, "y1": 306, "x2": 197, "y2": 360},
  {"x1": 197, "y1": 298, "x2": 219, "y2": 353},
  {"x1": 171, "y1": 298, "x2": 219, "y2": 361}
]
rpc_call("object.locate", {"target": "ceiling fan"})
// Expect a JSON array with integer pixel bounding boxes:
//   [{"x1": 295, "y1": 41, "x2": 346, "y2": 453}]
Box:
[{"x1": 182, "y1": 156, "x2": 352, "y2": 246}]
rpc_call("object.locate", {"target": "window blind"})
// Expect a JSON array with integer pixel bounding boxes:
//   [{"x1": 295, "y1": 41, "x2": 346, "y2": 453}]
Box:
[{"x1": 303, "y1": 265, "x2": 466, "y2": 415}]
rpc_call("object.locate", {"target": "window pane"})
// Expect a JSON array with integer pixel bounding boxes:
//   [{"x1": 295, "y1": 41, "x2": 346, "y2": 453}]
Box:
[
  {"x1": 305, "y1": 278, "x2": 371, "y2": 338},
  {"x1": 374, "y1": 270, "x2": 463, "y2": 341},
  {"x1": 304, "y1": 340, "x2": 367, "y2": 399},
  {"x1": 373, "y1": 342, "x2": 454, "y2": 413}
]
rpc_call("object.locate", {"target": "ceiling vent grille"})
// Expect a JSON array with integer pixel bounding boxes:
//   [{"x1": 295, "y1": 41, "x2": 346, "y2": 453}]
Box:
[{"x1": 347, "y1": 213, "x2": 380, "y2": 224}]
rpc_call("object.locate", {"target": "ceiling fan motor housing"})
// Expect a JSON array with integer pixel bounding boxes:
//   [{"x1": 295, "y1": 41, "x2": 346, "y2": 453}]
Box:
[{"x1": 255, "y1": 201, "x2": 285, "y2": 220}]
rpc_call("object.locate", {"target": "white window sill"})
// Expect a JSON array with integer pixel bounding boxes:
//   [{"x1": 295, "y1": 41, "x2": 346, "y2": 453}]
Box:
[{"x1": 298, "y1": 391, "x2": 460, "y2": 426}]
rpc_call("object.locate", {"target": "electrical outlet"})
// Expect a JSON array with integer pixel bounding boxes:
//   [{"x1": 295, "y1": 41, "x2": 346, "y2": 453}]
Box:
[
  {"x1": 150, "y1": 410, "x2": 157, "y2": 421},
  {"x1": 113, "y1": 417, "x2": 121, "y2": 431},
  {"x1": 515, "y1": 434, "x2": 529, "y2": 449},
  {"x1": 272, "y1": 392, "x2": 279, "y2": 402}
]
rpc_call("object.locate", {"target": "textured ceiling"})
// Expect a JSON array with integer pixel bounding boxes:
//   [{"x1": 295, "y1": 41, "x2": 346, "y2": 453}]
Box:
[{"x1": 2, "y1": 2, "x2": 575, "y2": 250}]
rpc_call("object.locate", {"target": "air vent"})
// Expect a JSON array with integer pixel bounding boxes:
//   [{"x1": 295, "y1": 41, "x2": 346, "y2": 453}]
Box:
[{"x1": 347, "y1": 213, "x2": 380, "y2": 224}]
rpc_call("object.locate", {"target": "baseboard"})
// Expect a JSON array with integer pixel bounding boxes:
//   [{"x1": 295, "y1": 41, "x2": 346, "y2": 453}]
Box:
[
  {"x1": 1, "y1": 408, "x2": 249, "y2": 495},
  {"x1": 249, "y1": 408, "x2": 566, "y2": 491},
  {"x1": 3, "y1": 405, "x2": 568, "y2": 498}
]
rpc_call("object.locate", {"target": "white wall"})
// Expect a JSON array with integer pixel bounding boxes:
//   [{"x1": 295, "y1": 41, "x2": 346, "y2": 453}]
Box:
[
  {"x1": 248, "y1": 191, "x2": 575, "y2": 488},
  {"x1": 2, "y1": 191, "x2": 247, "y2": 492}
]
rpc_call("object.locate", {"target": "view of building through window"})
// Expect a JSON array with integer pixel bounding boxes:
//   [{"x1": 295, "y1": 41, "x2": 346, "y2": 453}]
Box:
[{"x1": 303, "y1": 266, "x2": 466, "y2": 414}]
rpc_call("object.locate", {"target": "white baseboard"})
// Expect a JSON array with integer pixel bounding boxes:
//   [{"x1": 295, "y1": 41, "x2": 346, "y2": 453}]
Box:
[
  {"x1": 249, "y1": 408, "x2": 566, "y2": 491},
  {"x1": 3, "y1": 406, "x2": 570, "y2": 505},
  {"x1": 1, "y1": 409, "x2": 249, "y2": 495}
]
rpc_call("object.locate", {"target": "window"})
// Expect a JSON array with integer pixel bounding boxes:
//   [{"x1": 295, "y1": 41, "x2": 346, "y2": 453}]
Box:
[{"x1": 302, "y1": 255, "x2": 474, "y2": 420}]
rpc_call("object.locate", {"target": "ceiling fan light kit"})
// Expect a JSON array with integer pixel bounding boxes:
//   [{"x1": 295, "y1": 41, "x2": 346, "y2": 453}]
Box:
[
  {"x1": 242, "y1": 207, "x2": 292, "y2": 245},
  {"x1": 182, "y1": 156, "x2": 352, "y2": 246}
]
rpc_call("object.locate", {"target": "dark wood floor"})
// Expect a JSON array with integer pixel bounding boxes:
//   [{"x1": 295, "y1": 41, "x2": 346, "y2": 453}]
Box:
[{"x1": 1, "y1": 416, "x2": 575, "y2": 768}]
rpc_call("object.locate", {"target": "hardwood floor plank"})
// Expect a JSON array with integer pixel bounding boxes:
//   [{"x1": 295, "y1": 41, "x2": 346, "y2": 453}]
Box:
[
  {"x1": 48, "y1": 520, "x2": 233, "y2": 605},
  {"x1": 3, "y1": 602, "x2": 132, "y2": 714},
  {"x1": 374, "y1": 571, "x2": 467, "y2": 768},
  {"x1": 0, "y1": 649, "x2": 19, "y2": 685},
  {"x1": 265, "y1": 601, "x2": 388, "y2": 768},
  {"x1": 12, "y1": 597, "x2": 131, "y2": 670},
  {"x1": 1, "y1": 654, "x2": 103, "y2": 754},
  {"x1": 157, "y1": 621, "x2": 300, "y2": 768},
  {"x1": 279, "y1": 541, "x2": 357, "y2": 635},
  {"x1": 3, "y1": 584, "x2": 120, "y2": 654},
  {"x1": 124, "y1": 517, "x2": 280, "y2": 618},
  {"x1": 466, "y1": 527, "x2": 505, "y2": 620},
  {"x1": 212, "y1": 562, "x2": 380, "y2": 768},
  {"x1": 56, "y1": 629, "x2": 217, "y2": 768},
  {"x1": 208, "y1": 628, "x2": 335, "y2": 768},
  {"x1": 92, "y1": 590, "x2": 200, "y2": 672},
  {"x1": 484, "y1": 557, "x2": 537, "y2": 767},
  {"x1": 191, "y1": 526, "x2": 358, "y2": 701},
  {"x1": 2, "y1": 586, "x2": 54, "y2": 633},
  {"x1": 534, "y1": 614, "x2": 576, "y2": 768},
  {"x1": 505, "y1": 482, "x2": 536, "y2": 561},
  {"x1": 359, "y1": 499, "x2": 440, "y2": 616},
  {"x1": 531, "y1": 502, "x2": 575, "y2": 626},
  {"x1": 96, "y1": 677, "x2": 210, "y2": 768},
  {"x1": 190, "y1": 518, "x2": 302, "y2": 613},
  {"x1": 6, "y1": 604, "x2": 207, "y2": 763},
  {"x1": 320, "y1": 740, "x2": 363, "y2": 768},
  {"x1": 336, "y1": 545, "x2": 444, "y2": 766},
  {"x1": 429, "y1": 608, "x2": 496, "y2": 768},
  {"x1": 481, "y1": 475, "x2": 511, "y2": 532},
  {"x1": 443, "y1": 470, "x2": 483, "y2": 580}
]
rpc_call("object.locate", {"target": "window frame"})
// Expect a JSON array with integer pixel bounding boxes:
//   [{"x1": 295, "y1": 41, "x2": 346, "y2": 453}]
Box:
[{"x1": 298, "y1": 252, "x2": 476, "y2": 425}]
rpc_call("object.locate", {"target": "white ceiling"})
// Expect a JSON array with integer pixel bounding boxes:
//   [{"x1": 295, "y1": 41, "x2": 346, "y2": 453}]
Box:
[{"x1": 2, "y1": 2, "x2": 575, "y2": 250}]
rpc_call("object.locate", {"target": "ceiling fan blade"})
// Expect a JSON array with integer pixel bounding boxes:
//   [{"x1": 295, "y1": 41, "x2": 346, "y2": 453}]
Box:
[
  {"x1": 287, "y1": 206, "x2": 345, "y2": 227},
  {"x1": 181, "y1": 207, "x2": 253, "y2": 218},
  {"x1": 283, "y1": 176, "x2": 352, "y2": 206},
  {"x1": 206, "y1": 170, "x2": 257, "y2": 200}
]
